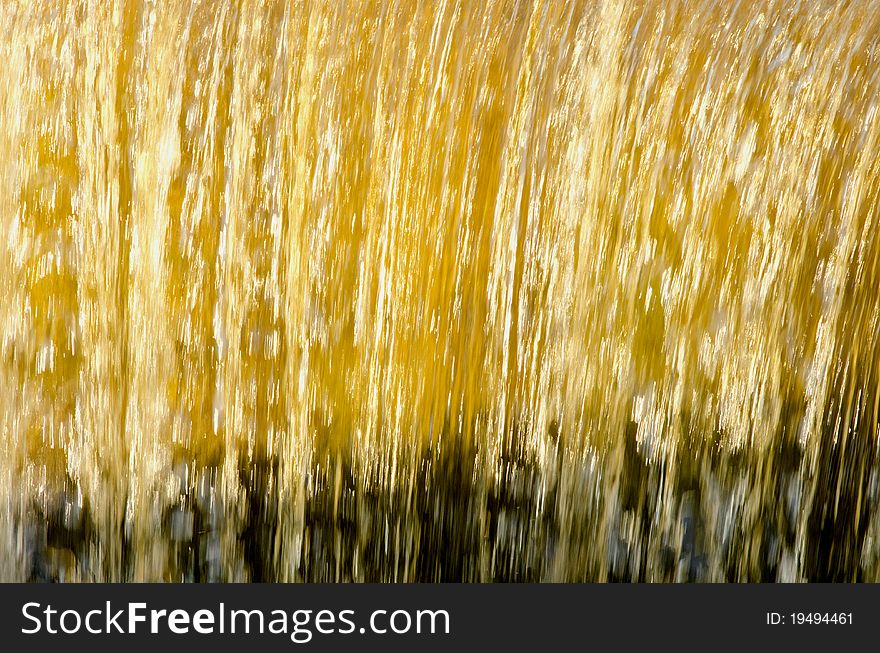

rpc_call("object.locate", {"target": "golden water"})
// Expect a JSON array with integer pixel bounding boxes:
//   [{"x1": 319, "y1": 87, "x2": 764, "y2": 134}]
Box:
[{"x1": 1, "y1": 0, "x2": 879, "y2": 582}]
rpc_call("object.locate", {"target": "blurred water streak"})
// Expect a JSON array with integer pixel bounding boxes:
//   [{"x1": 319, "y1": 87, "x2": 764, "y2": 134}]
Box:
[{"x1": 1, "y1": 0, "x2": 879, "y2": 582}]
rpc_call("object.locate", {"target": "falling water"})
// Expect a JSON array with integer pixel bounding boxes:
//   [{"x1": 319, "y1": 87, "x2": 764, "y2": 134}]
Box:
[{"x1": 1, "y1": 0, "x2": 879, "y2": 582}]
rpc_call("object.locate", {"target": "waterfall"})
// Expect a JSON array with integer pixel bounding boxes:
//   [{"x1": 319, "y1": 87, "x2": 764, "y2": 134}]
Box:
[{"x1": 1, "y1": 0, "x2": 879, "y2": 582}]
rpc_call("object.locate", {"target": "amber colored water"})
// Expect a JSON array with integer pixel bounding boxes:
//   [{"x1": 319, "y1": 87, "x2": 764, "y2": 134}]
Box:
[{"x1": 1, "y1": 0, "x2": 879, "y2": 581}]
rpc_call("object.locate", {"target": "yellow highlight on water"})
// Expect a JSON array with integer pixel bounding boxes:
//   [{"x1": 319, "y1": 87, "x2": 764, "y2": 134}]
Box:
[{"x1": 0, "y1": 0, "x2": 878, "y2": 582}]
